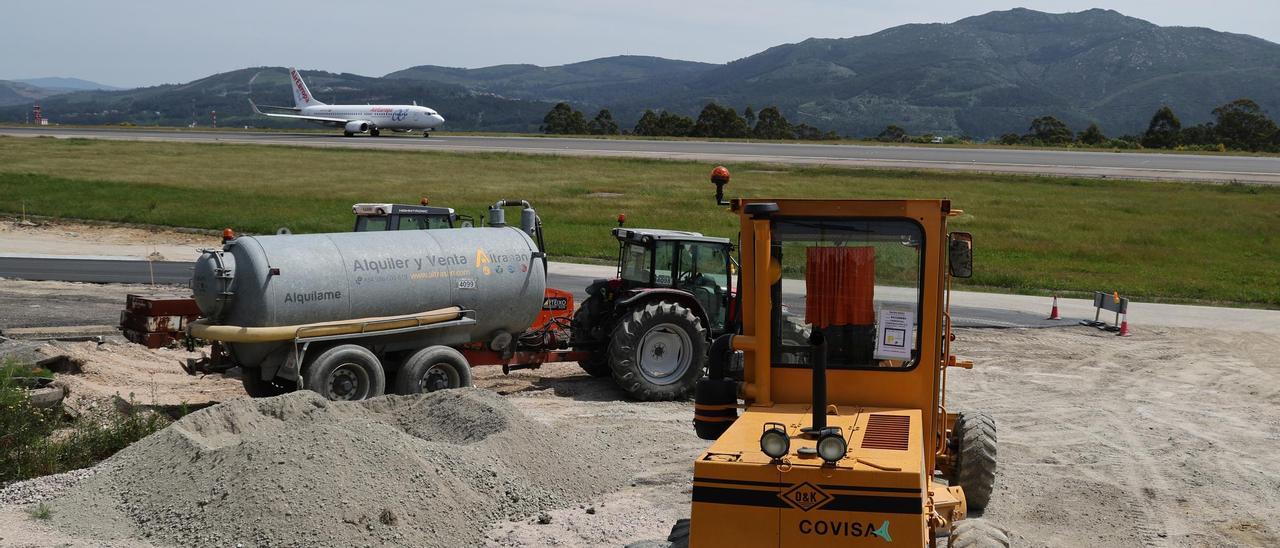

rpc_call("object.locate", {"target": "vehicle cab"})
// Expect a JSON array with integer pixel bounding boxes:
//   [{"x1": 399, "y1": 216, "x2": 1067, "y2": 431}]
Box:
[
  {"x1": 351, "y1": 202, "x2": 473, "y2": 232},
  {"x1": 611, "y1": 227, "x2": 735, "y2": 334}
]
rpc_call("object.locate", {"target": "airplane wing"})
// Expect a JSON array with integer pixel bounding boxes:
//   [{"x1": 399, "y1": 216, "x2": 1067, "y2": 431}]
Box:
[{"x1": 248, "y1": 99, "x2": 349, "y2": 124}]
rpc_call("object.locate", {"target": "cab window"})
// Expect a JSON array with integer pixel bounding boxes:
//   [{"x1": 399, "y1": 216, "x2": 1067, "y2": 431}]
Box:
[
  {"x1": 770, "y1": 218, "x2": 924, "y2": 370},
  {"x1": 355, "y1": 216, "x2": 389, "y2": 231}
]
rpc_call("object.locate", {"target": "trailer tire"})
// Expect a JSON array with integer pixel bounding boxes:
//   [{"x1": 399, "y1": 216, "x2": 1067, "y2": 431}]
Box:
[
  {"x1": 572, "y1": 296, "x2": 611, "y2": 377},
  {"x1": 948, "y1": 519, "x2": 1009, "y2": 548},
  {"x1": 394, "y1": 346, "x2": 472, "y2": 394},
  {"x1": 240, "y1": 368, "x2": 294, "y2": 398},
  {"x1": 950, "y1": 411, "x2": 998, "y2": 511},
  {"x1": 303, "y1": 344, "x2": 385, "y2": 401},
  {"x1": 609, "y1": 300, "x2": 707, "y2": 401}
]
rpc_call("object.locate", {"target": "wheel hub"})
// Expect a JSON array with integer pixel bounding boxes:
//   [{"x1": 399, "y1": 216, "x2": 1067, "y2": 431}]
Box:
[
  {"x1": 328, "y1": 364, "x2": 367, "y2": 400},
  {"x1": 637, "y1": 323, "x2": 692, "y2": 385}
]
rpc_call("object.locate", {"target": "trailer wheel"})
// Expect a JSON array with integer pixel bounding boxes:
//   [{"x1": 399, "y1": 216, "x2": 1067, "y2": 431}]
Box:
[
  {"x1": 950, "y1": 411, "x2": 998, "y2": 511},
  {"x1": 240, "y1": 368, "x2": 294, "y2": 398},
  {"x1": 394, "y1": 346, "x2": 472, "y2": 394},
  {"x1": 948, "y1": 519, "x2": 1009, "y2": 548},
  {"x1": 609, "y1": 300, "x2": 707, "y2": 401},
  {"x1": 303, "y1": 344, "x2": 385, "y2": 401},
  {"x1": 572, "y1": 296, "x2": 611, "y2": 377}
]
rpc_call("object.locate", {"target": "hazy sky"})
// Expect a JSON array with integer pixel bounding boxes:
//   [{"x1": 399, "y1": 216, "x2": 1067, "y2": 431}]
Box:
[{"x1": 3, "y1": 1, "x2": 1277, "y2": 88}]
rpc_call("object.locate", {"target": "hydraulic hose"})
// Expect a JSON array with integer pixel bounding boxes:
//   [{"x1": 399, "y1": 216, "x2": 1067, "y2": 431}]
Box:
[{"x1": 187, "y1": 307, "x2": 462, "y2": 343}]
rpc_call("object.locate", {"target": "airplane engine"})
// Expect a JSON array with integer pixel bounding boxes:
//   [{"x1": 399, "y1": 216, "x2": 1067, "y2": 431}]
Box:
[{"x1": 345, "y1": 120, "x2": 370, "y2": 133}]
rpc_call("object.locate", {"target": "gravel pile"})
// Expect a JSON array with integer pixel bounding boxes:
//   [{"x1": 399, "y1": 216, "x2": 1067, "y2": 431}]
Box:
[
  {"x1": 46, "y1": 389, "x2": 629, "y2": 547},
  {"x1": 0, "y1": 468, "x2": 98, "y2": 506}
]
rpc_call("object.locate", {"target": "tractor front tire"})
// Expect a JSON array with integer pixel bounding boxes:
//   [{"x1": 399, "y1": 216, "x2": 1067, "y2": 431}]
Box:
[
  {"x1": 608, "y1": 300, "x2": 707, "y2": 401},
  {"x1": 948, "y1": 519, "x2": 1009, "y2": 548},
  {"x1": 573, "y1": 296, "x2": 612, "y2": 377},
  {"x1": 950, "y1": 411, "x2": 998, "y2": 511}
]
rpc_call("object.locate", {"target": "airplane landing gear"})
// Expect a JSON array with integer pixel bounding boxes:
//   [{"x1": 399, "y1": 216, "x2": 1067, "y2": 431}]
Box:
[
  {"x1": 423, "y1": 131, "x2": 431, "y2": 138},
  {"x1": 370, "y1": 129, "x2": 381, "y2": 137}
]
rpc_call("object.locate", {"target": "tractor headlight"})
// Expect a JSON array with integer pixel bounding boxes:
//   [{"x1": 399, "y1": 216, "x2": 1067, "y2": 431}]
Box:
[
  {"x1": 817, "y1": 428, "x2": 847, "y2": 464},
  {"x1": 760, "y1": 423, "x2": 790, "y2": 459}
]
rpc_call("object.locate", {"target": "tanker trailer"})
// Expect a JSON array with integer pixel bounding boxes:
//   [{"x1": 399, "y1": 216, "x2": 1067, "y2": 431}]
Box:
[{"x1": 188, "y1": 208, "x2": 547, "y2": 401}]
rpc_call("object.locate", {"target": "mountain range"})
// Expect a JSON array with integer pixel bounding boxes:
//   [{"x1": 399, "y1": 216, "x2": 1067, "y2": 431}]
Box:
[{"x1": 3, "y1": 8, "x2": 1278, "y2": 137}]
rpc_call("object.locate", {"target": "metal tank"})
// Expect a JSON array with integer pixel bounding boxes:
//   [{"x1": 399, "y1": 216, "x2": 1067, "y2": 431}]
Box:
[{"x1": 191, "y1": 225, "x2": 547, "y2": 379}]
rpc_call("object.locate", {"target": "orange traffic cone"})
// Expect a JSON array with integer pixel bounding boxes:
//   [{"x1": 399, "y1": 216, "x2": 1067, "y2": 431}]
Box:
[
  {"x1": 1117, "y1": 313, "x2": 1131, "y2": 336},
  {"x1": 1046, "y1": 295, "x2": 1061, "y2": 320}
]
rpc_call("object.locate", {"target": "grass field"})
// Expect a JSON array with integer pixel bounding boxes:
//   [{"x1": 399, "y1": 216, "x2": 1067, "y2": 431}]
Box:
[{"x1": 1, "y1": 136, "x2": 1277, "y2": 306}]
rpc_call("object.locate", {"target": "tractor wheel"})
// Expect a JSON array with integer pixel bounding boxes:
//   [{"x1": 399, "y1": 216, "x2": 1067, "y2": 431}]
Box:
[
  {"x1": 572, "y1": 296, "x2": 611, "y2": 377},
  {"x1": 302, "y1": 344, "x2": 386, "y2": 401},
  {"x1": 240, "y1": 368, "x2": 295, "y2": 398},
  {"x1": 949, "y1": 411, "x2": 998, "y2": 511},
  {"x1": 948, "y1": 519, "x2": 1009, "y2": 548},
  {"x1": 394, "y1": 346, "x2": 472, "y2": 394},
  {"x1": 608, "y1": 300, "x2": 707, "y2": 401}
]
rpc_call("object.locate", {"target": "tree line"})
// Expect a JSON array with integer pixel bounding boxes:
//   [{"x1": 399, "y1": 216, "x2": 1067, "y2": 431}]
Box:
[
  {"x1": 870, "y1": 98, "x2": 1280, "y2": 152},
  {"x1": 541, "y1": 102, "x2": 840, "y2": 141}
]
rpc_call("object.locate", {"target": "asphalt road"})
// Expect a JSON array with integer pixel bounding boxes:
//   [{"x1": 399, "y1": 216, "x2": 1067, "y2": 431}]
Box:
[
  {"x1": 3, "y1": 126, "x2": 1279, "y2": 184},
  {"x1": 0, "y1": 255, "x2": 1074, "y2": 329}
]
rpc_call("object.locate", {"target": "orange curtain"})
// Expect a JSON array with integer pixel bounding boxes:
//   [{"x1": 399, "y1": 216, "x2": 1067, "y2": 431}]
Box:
[{"x1": 805, "y1": 247, "x2": 875, "y2": 328}]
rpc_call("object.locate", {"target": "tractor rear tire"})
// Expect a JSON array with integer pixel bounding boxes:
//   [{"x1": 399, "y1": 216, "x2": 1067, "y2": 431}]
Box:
[
  {"x1": 240, "y1": 368, "x2": 295, "y2": 398},
  {"x1": 394, "y1": 346, "x2": 472, "y2": 394},
  {"x1": 573, "y1": 296, "x2": 612, "y2": 377},
  {"x1": 950, "y1": 411, "x2": 997, "y2": 511},
  {"x1": 302, "y1": 344, "x2": 385, "y2": 401},
  {"x1": 608, "y1": 300, "x2": 707, "y2": 401},
  {"x1": 948, "y1": 519, "x2": 1009, "y2": 548}
]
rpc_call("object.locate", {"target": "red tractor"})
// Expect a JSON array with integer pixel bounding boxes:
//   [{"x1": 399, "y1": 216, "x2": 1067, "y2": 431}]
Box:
[{"x1": 572, "y1": 227, "x2": 736, "y2": 400}]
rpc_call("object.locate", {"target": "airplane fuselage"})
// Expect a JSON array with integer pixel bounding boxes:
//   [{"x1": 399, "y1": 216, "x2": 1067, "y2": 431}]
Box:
[{"x1": 303, "y1": 104, "x2": 445, "y2": 131}]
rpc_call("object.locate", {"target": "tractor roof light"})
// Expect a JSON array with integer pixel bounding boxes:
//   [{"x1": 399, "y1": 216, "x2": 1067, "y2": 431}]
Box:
[
  {"x1": 760, "y1": 422, "x2": 790, "y2": 460},
  {"x1": 816, "y1": 427, "x2": 847, "y2": 464}
]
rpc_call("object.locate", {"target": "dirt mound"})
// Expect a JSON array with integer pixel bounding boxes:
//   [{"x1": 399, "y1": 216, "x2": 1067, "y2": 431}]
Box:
[{"x1": 48, "y1": 389, "x2": 629, "y2": 547}]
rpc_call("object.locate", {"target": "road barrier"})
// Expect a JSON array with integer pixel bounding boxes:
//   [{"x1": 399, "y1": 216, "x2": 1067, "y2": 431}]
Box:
[{"x1": 1080, "y1": 291, "x2": 1130, "y2": 336}]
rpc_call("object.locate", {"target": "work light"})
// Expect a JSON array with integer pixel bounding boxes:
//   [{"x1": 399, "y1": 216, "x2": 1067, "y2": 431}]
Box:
[
  {"x1": 760, "y1": 423, "x2": 790, "y2": 459},
  {"x1": 817, "y1": 428, "x2": 847, "y2": 464}
]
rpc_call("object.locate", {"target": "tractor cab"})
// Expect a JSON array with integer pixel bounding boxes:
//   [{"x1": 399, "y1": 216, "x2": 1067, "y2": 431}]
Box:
[
  {"x1": 351, "y1": 202, "x2": 474, "y2": 232},
  {"x1": 612, "y1": 227, "x2": 734, "y2": 333}
]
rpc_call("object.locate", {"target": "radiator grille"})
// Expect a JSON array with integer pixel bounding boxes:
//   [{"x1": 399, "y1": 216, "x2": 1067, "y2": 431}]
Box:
[{"x1": 860, "y1": 414, "x2": 910, "y2": 451}]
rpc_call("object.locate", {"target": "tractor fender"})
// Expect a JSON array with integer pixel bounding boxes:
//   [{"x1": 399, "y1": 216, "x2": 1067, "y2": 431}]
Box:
[{"x1": 615, "y1": 289, "x2": 713, "y2": 338}]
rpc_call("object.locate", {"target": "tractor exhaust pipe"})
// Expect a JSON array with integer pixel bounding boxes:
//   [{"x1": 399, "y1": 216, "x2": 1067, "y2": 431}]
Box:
[{"x1": 802, "y1": 329, "x2": 828, "y2": 436}]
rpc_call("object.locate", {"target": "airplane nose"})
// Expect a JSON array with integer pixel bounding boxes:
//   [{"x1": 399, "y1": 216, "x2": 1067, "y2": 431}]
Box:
[{"x1": 432, "y1": 114, "x2": 445, "y2": 125}]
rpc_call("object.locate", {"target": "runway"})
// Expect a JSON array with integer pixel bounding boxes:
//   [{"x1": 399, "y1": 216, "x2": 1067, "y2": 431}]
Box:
[{"x1": 3, "y1": 126, "x2": 1279, "y2": 184}]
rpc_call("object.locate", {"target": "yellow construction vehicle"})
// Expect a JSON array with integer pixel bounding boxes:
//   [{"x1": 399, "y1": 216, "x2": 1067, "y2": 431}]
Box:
[{"x1": 689, "y1": 166, "x2": 1004, "y2": 547}]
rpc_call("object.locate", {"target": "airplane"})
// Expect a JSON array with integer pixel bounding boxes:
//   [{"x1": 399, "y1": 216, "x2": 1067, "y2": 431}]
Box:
[{"x1": 249, "y1": 68, "x2": 445, "y2": 137}]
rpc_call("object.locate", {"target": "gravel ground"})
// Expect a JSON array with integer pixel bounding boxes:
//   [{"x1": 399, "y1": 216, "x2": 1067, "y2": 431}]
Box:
[{"x1": 0, "y1": 326, "x2": 1275, "y2": 547}]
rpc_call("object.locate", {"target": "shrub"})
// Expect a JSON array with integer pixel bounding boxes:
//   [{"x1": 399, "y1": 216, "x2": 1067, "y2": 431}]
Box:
[{"x1": 0, "y1": 362, "x2": 169, "y2": 483}]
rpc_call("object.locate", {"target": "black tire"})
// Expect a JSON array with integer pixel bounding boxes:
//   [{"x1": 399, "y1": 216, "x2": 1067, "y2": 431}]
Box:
[
  {"x1": 302, "y1": 344, "x2": 385, "y2": 401},
  {"x1": 423, "y1": 132, "x2": 431, "y2": 138},
  {"x1": 608, "y1": 300, "x2": 707, "y2": 401},
  {"x1": 370, "y1": 128, "x2": 381, "y2": 137},
  {"x1": 240, "y1": 368, "x2": 294, "y2": 398},
  {"x1": 393, "y1": 346, "x2": 472, "y2": 395},
  {"x1": 950, "y1": 412, "x2": 998, "y2": 511},
  {"x1": 573, "y1": 296, "x2": 611, "y2": 377},
  {"x1": 948, "y1": 519, "x2": 1009, "y2": 548}
]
